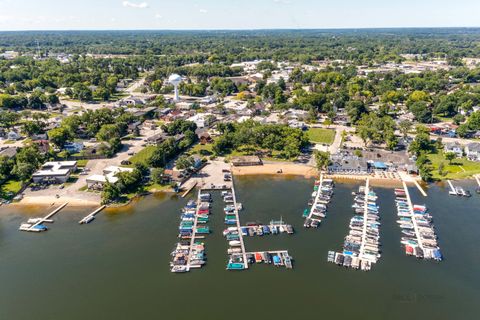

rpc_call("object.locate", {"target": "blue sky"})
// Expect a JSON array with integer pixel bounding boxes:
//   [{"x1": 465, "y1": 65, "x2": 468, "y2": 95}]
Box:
[{"x1": 0, "y1": 0, "x2": 479, "y2": 31}]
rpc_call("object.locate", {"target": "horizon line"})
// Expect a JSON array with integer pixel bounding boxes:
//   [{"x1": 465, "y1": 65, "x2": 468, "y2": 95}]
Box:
[{"x1": 1, "y1": 26, "x2": 480, "y2": 32}]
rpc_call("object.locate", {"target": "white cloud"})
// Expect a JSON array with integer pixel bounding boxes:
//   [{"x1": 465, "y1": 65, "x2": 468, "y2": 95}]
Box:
[
  {"x1": 155, "y1": 13, "x2": 162, "y2": 19},
  {"x1": 199, "y1": 9, "x2": 208, "y2": 14},
  {"x1": 122, "y1": 1, "x2": 148, "y2": 9},
  {"x1": 273, "y1": 0, "x2": 291, "y2": 4}
]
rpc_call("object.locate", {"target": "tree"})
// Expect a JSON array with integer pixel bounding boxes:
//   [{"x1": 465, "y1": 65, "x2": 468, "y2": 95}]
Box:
[
  {"x1": 445, "y1": 152, "x2": 456, "y2": 164},
  {"x1": 314, "y1": 150, "x2": 331, "y2": 172},
  {"x1": 398, "y1": 120, "x2": 412, "y2": 138},
  {"x1": 12, "y1": 162, "x2": 35, "y2": 183},
  {"x1": 101, "y1": 181, "x2": 120, "y2": 204},
  {"x1": 151, "y1": 167, "x2": 165, "y2": 184},
  {"x1": 150, "y1": 80, "x2": 163, "y2": 93},
  {"x1": 48, "y1": 127, "x2": 72, "y2": 148},
  {"x1": 0, "y1": 111, "x2": 21, "y2": 129},
  {"x1": 94, "y1": 87, "x2": 111, "y2": 101},
  {"x1": 176, "y1": 155, "x2": 195, "y2": 170},
  {"x1": 410, "y1": 101, "x2": 432, "y2": 123}
]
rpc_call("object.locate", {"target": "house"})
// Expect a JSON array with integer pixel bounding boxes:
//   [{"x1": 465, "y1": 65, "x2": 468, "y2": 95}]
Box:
[
  {"x1": 0, "y1": 147, "x2": 17, "y2": 158},
  {"x1": 7, "y1": 131, "x2": 20, "y2": 141},
  {"x1": 199, "y1": 132, "x2": 213, "y2": 145},
  {"x1": 187, "y1": 114, "x2": 214, "y2": 129},
  {"x1": 444, "y1": 142, "x2": 463, "y2": 158},
  {"x1": 86, "y1": 166, "x2": 134, "y2": 189},
  {"x1": 32, "y1": 140, "x2": 50, "y2": 154},
  {"x1": 328, "y1": 154, "x2": 369, "y2": 175},
  {"x1": 161, "y1": 169, "x2": 184, "y2": 183},
  {"x1": 64, "y1": 142, "x2": 84, "y2": 153},
  {"x1": 128, "y1": 121, "x2": 142, "y2": 134},
  {"x1": 465, "y1": 143, "x2": 480, "y2": 161},
  {"x1": 32, "y1": 161, "x2": 78, "y2": 184},
  {"x1": 146, "y1": 132, "x2": 168, "y2": 145}
]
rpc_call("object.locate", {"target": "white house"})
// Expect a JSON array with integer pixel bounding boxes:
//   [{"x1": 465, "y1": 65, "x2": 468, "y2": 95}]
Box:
[
  {"x1": 444, "y1": 142, "x2": 463, "y2": 158},
  {"x1": 465, "y1": 143, "x2": 480, "y2": 161},
  {"x1": 86, "y1": 166, "x2": 134, "y2": 189},
  {"x1": 32, "y1": 161, "x2": 78, "y2": 184}
]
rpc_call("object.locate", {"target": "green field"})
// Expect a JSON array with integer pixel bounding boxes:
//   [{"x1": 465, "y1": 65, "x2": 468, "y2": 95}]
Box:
[
  {"x1": 128, "y1": 146, "x2": 157, "y2": 166},
  {"x1": 428, "y1": 152, "x2": 480, "y2": 180},
  {"x1": 0, "y1": 180, "x2": 22, "y2": 200},
  {"x1": 307, "y1": 128, "x2": 336, "y2": 145}
]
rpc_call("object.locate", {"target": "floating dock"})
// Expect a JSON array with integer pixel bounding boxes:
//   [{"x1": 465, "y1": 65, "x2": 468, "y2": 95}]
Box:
[
  {"x1": 447, "y1": 180, "x2": 457, "y2": 195},
  {"x1": 395, "y1": 182, "x2": 442, "y2": 261},
  {"x1": 79, "y1": 205, "x2": 106, "y2": 224},
  {"x1": 303, "y1": 174, "x2": 334, "y2": 228},
  {"x1": 224, "y1": 175, "x2": 293, "y2": 271},
  {"x1": 19, "y1": 202, "x2": 68, "y2": 232},
  {"x1": 328, "y1": 179, "x2": 381, "y2": 271}
]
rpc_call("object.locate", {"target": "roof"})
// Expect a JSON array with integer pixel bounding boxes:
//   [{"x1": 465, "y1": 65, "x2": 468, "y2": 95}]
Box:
[
  {"x1": 0, "y1": 147, "x2": 17, "y2": 158},
  {"x1": 467, "y1": 142, "x2": 480, "y2": 152},
  {"x1": 373, "y1": 161, "x2": 387, "y2": 169}
]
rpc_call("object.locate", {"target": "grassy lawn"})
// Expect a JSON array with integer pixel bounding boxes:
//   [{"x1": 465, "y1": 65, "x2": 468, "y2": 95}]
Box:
[
  {"x1": 428, "y1": 152, "x2": 480, "y2": 180},
  {"x1": 307, "y1": 128, "x2": 336, "y2": 145},
  {"x1": 77, "y1": 159, "x2": 89, "y2": 167},
  {"x1": 146, "y1": 183, "x2": 172, "y2": 192},
  {"x1": 0, "y1": 180, "x2": 22, "y2": 200},
  {"x1": 187, "y1": 142, "x2": 215, "y2": 157},
  {"x1": 128, "y1": 146, "x2": 157, "y2": 166}
]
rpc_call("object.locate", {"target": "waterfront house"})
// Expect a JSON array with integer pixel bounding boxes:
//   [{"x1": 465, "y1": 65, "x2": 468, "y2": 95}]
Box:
[
  {"x1": 86, "y1": 166, "x2": 134, "y2": 189},
  {"x1": 32, "y1": 161, "x2": 78, "y2": 184},
  {"x1": 444, "y1": 142, "x2": 463, "y2": 158},
  {"x1": 465, "y1": 143, "x2": 480, "y2": 161},
  {"x1": 328, "y1": 154, "x2": 369, "y2": 175}
]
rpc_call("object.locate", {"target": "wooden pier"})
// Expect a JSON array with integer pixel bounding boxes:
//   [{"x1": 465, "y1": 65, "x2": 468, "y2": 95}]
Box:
[
  {"x1": 305, "y1": 173, "x2": 324, "y2": 223},
  {"x1": 446, "y1": 180, "x2": 457, "y2": 195},
  {"x1": 229, "y1": 183, "x2": 249, "y2": 269},
  {"x1": 402, "y1": 181, "x2": 426, "y2": 253},
  {"x1": 185, "y1": 190, "x2": 203, "y2": 270},
  {"x1": 19, "y1": 202, "x2": 68, "y2": 232},
  {"x1": 181, "y1": 181, "x2": 197, "y2": 198},
  {"x1": 79, "y1": 205, "x2": 106, "y2": 224},
  {"x1": 358, "y1": 178, "x2": 370, "y2": 261}
]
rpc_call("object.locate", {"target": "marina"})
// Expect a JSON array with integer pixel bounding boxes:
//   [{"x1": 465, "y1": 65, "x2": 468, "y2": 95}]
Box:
[
  {"x1": 1, "y1": 176, "x2": 479, "y2": 319},
  {"x1": 328, "y1": 179, "x2": 381, "y2": 271},
  {"x1": 18, "y1": 202, "x2": 68, "y2": 232},
  {"x1": 395, "y1": 182, "x2": 442, "y2": 261},
  {"x1": 303, "y1": 174, "x2": 334, "y2": 228},
  {"x1": 224, "y1": 174, "x2": 293, "y2": 271},
  {"x1": 170, "y1": 191, "x2": 211, "y2": 272}
]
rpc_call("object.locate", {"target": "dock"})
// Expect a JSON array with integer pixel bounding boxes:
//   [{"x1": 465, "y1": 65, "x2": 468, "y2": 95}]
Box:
[
  {"x1": 303, "y1": 173, "x2": 334, "y2": 228},
  {"x1": 396, "y1": 182, "x2": 442, "y2": 260},
  {"x1": 224, "y1": 174, "x2": 293, "y2": 271},
  {"x1": 238, "y1": 220, "x2": 294, "y2": 236},
  {"x1": 79, "y1": 205, "x2": 106, "y2": 224},
  {"x1": 447, "y1": 180, "x2": 457, "y2": 195},
  {"x1": 19, "y1": 202, "x2": 68, "y2": 232},
  {"x1": 185, "y1": 190, "x2": 206, "y2": 270},
  {"x1": 413, "y1": 180, "x2": 428, "y2": 197},
  {"x1": 229, "y1": 183, "x2": 248, "y2": 269},
  {"x1": 181, "y1": 181, "x2": 197, "y2": 198},
  {"x1": 328, "y1": 179, "x2": 381, "y2": 271}
]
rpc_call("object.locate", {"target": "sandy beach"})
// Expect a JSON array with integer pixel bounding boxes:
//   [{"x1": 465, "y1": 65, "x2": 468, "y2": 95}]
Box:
[
  {"x1": 13, "y1": 196, "x2": 100, "y2": 207},
  {"x1": 232, "y1": 163, "x2": 319, "y2": 178}
]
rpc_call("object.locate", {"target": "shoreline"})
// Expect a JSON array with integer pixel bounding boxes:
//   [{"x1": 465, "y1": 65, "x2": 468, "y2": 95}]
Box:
[{"x1": 5, "y1": 164, "x2": 477, "y2": 208}]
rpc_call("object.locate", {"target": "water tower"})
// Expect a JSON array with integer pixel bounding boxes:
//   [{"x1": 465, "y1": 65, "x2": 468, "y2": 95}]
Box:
[{"x1": 168, "y1": 74, "x2": 182, "y2": 102}]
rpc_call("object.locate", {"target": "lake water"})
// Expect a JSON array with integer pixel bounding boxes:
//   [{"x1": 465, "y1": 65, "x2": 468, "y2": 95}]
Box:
[{"x1": 0, "y1": 176, "x2": 479, "y2": 320}]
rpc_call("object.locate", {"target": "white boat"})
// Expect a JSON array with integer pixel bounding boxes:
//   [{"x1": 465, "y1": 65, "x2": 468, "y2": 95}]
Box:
[{"x1": 229, "y1": 240, "x2": 241, "y2": 247}]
